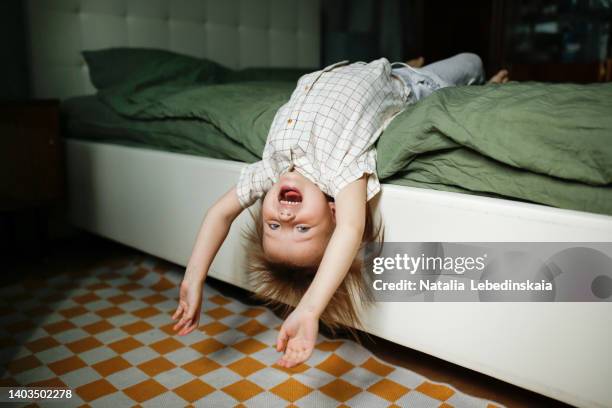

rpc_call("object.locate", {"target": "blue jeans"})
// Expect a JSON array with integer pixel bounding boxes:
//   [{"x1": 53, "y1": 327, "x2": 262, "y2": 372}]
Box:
[{"x1": 392, "y1": 53, "x2": 485, "y2": 103}]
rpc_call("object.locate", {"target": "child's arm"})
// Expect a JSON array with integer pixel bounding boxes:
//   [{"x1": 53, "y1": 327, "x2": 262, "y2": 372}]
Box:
[
  {"x1": 172, "y1": 186, "x2": 243, "y2": 335},
  {"x1": 276, "y1": 176, "x2": 367, "y2": 367}
]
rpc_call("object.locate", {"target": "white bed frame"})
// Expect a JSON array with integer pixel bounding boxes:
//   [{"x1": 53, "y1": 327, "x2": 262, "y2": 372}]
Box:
[{"x1": 26, "y1": 2, "x2": 612, "y2": 407}]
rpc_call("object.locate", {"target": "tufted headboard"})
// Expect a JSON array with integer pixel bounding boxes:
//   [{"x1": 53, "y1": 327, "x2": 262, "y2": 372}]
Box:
[{"x1": 25, "y1": 0, "x2": 320, "y2": 99}]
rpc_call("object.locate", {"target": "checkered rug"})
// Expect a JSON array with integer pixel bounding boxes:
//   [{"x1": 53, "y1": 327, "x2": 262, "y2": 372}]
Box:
[{"x1": 0, "y1": 254, "x2": 504, "y2": 407}]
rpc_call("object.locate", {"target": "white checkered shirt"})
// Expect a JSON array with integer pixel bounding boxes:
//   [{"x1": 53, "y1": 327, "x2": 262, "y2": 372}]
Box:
[{"x1": 236, "y1": 58, "x2": 410, "y2": 208}]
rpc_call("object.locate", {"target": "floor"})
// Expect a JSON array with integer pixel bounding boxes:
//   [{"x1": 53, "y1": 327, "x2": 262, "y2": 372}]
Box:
[{"x1": 2, "y1": 232, "x2": 574, "y2": 408}]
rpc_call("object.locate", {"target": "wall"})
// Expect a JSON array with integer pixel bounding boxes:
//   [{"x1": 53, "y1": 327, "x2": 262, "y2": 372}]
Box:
[
  {"x1": 0, "y1": 0, "x2": 29, "y2": 100},
  {"x1": 321, "y1": 0, "x2": 418, "y2": 65}
]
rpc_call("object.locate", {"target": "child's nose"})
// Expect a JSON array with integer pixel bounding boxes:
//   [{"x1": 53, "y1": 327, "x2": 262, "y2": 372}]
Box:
[{"x1": 279, "y1": 208, "x2": 295, "y2": 221}]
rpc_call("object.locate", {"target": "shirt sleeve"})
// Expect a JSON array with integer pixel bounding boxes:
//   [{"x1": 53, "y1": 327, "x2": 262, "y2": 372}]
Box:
[
  {"x1": 236, "y1": 160, "x2": 273, "y2": 208},
  {"x1": 330, "y1": 148, "x2": 381, "y2": 201}
]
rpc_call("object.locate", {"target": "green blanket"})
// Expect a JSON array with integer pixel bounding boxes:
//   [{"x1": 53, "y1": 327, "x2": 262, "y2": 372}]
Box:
[
  {"x1": 62, "y1": 95, "x2": 259, "y2": 163},
  {"x1": 96, "y1": 66, "x2": 612, "y2": 215}
]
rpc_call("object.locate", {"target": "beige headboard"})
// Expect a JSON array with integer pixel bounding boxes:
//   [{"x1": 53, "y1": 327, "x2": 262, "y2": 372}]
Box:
[{"x1": 25, "y1": 0, "x2": 320, "y2": 99}]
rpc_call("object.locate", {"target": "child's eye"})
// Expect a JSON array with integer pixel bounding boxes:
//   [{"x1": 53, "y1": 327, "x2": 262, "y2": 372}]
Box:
[
  {"x1": 296, "y1": 225, "x2": 310, "y2": 233},
  {"x1": 268, "y1": 223, "x2": 280, "y2": 230}
]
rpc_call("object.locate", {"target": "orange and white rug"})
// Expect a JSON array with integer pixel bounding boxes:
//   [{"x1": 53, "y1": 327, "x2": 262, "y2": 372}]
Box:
[{"x1": 0, "y1": 254, "x2": 504, "y2": 407}]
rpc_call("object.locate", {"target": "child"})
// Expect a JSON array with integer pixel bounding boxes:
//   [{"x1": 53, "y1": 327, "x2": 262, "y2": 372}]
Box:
[{"x1": 172, "y1": 53, "x2": 508, "y2": 368}]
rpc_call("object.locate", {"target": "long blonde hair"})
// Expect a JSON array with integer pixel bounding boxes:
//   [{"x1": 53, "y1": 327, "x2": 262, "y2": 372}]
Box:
[{"x1": 242, "y1": 198, "x2": 383, "y2": 337}]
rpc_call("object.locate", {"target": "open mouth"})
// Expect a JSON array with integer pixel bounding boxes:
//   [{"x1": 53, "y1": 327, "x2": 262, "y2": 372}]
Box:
[{"x1": 279, "y1": 186, "x2": 302, "y2": 205}]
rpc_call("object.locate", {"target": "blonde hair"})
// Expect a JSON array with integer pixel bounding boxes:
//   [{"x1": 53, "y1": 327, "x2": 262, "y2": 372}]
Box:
[{"x1": 243, "y1": 198, "x2": 383, "y2": 337}]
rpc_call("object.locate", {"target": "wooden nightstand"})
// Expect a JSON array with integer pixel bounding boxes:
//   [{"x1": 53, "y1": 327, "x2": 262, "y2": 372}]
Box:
[{"x1": 0, "y1": 99, "x2": 64, "y2": 263}]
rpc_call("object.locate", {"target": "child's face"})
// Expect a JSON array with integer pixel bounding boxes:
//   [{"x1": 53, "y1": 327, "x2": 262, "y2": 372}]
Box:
[{"x1": 261, "y1": 170, "x2": 336, "y2": 267}]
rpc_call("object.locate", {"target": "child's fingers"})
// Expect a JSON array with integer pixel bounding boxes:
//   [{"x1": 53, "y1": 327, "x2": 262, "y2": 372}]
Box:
[
  {"x1": 177, "y1": 303, "x2": 203, "y2": 335},
  {"x1": 172, "y1": 304, "x2": 184, "y2": 320},
  {"x1": 276, "y1": 328, "x2": 288, "y2": 352},
  {"x1": 179, "y1": 314, "x2": 200, "y2": 336},
  {"x1": 277, "y1": 345, "x2": 292, "y2": 366},
  {"x1": 173, "y1": 318, "x2": 187, "y2": 332},
  {"x1": 172, "y1": 300, "x2": 189, "y2": 322},
  {"x1": 185, "y1": 322, "x2": 198, "y2": 335},
  {"x1": 174, "y1": 301, "x2": 197, "y2": 330},
  {"x1": 281, "y1": 347, "x2": 299, "y2": 367},
  {"x1": 183, "y1": 305, "x2": 198, "y2": 328},
  {"x1": 280, "y1": 344, "x2": 313, "y2": 368},
  {"x1": 173, "y1": 313, "x2": 192, "y2": 331},
  {"x1": 277, "y1": 354, "x2": 291, "y2": 367},
  {"x1": 177, "y1": 321, "x2": 190, "y2": 335},
  {"x1": 178, "y1": 319, "x2": 194, "y2": 335}
]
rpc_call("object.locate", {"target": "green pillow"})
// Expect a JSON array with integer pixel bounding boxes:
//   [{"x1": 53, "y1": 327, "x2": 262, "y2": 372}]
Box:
[{"x1": 82, "y1": 47, "x2": 230, "y2": 90}]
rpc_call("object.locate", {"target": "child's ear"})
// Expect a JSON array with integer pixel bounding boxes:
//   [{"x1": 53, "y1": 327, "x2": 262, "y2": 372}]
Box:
[{"x1": 328, "y1": 201, "x2": 336, "y2": 221}]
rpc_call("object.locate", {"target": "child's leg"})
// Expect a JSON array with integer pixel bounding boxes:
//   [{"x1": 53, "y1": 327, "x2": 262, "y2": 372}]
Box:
[
  {"x1": 420, "y1": 53, "x2": 485, "y2": 86},
  {"x1": 392, "y1": 53, "x2": 488, "y2": 103}
]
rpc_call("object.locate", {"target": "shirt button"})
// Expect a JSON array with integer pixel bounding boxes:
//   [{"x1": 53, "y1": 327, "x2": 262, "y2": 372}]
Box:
[
  {"x1": 304, "y1": 85, "x2": 309, "y2": 90},
  {"x1": 287, "y1": 119, "x2": 293, "y2": 124}
]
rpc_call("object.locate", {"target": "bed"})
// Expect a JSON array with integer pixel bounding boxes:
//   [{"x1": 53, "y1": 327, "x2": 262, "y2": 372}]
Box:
[{"x1": 26, "y1": 1, "x2": 612, "y2": 407}]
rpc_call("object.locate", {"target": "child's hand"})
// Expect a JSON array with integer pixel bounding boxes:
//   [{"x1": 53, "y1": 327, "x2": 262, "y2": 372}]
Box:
[
  {"x1": 172, "y1": 278, "x2": 204, "y2": 336},
  {"x1": 276, "y1": 308, "x2": 319, "y2": 368}
]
